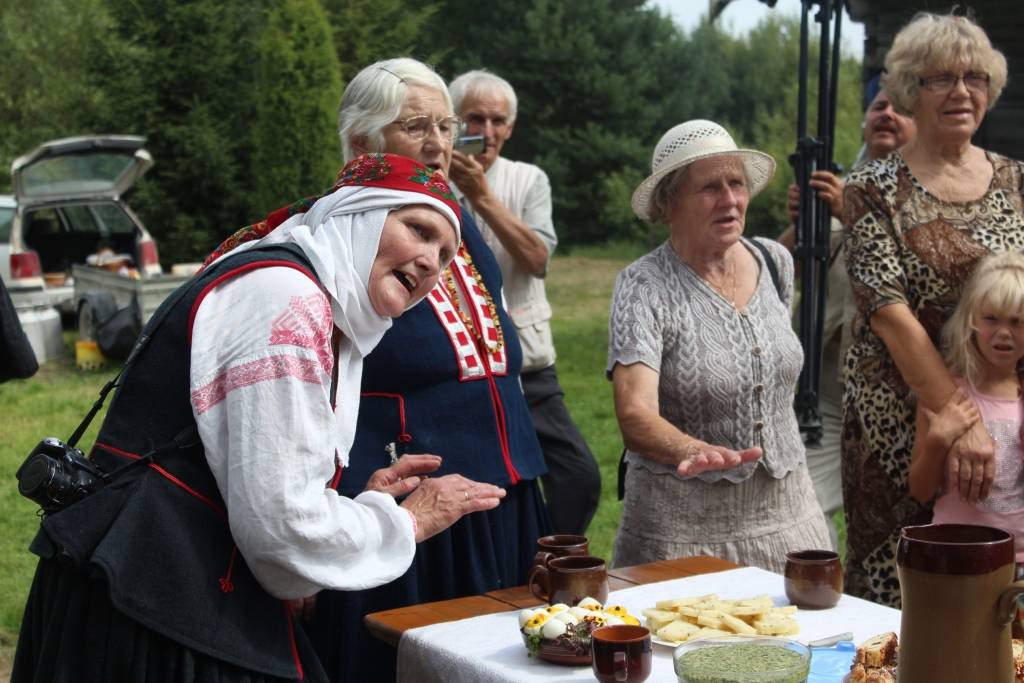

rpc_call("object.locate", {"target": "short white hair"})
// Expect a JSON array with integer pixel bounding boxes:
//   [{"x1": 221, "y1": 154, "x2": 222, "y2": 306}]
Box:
[
  {"x1": 449, "y1": 69, "x2": 518, "y2": 123},
  {"x1": 338, "y1": 58, "x2": 453, "y2": 162}
]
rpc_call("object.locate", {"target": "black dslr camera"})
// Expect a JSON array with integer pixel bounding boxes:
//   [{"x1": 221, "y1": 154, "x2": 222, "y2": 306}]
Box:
[{"x1": 17, "y1": 438, "x2": 106, "y2": 513}]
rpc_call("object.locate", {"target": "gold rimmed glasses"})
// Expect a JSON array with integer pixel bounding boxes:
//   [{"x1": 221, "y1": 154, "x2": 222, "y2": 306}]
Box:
[{"x1": 391, "y1": 115, "x2": 463, "y2": 142}]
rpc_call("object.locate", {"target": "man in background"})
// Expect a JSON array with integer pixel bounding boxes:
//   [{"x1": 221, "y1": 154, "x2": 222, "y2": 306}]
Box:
[
  {"x1": 778, "y1": 75, "x2": 916, "y2": 548},
  {"x1": 449, "y1": 69, "x2": 600, "y2": 534}
]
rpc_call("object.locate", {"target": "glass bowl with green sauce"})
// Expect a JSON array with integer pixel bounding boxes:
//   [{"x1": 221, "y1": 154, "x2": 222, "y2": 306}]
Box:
[{"x1": 673, "y1": 635, "x2": 811, "y2": 683}]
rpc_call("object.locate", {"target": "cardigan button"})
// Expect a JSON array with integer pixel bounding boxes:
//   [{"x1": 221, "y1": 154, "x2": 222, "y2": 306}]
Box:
[
  {"x1": 754, "y1": 420, "x2": 765, "y2": 431},
  {"x1": 752, "y1": 346, "x2": 762, "y2": 356},
  {"x1": 754, "y1": 384, "x2": 765, "y2": 394}
]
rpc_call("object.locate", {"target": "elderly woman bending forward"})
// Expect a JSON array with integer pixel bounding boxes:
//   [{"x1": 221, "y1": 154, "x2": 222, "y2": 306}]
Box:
[{"x1": 608, "y1": 120, "x2": 830, "y2": 573}]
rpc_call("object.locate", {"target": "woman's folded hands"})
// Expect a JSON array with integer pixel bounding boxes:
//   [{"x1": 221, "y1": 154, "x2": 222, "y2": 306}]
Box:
[{"x1": 365, "y1": 454, "x2": 506, "y2": 542}]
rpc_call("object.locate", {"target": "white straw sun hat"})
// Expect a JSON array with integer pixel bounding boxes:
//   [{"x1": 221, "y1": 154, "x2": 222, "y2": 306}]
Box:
[{"x1": 631, "y1": 119, "x2": 777, "y2": 222}]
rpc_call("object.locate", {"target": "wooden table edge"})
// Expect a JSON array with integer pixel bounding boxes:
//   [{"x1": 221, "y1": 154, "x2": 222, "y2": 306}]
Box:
[
  {"x1": 364, "y1": 555, "x2": 743, "y2": 647},
  {"x1": 364, "y1": 594, "x2": 510, "y2": 649}
]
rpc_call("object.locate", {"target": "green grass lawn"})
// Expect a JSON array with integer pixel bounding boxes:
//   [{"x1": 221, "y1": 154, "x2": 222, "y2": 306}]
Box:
[
  {"x1": 0, "y1": 333, "x2": 113, "y2": 672},
  {"x1": 0, "y1": 248, "x2": 845, "y2": 674}
]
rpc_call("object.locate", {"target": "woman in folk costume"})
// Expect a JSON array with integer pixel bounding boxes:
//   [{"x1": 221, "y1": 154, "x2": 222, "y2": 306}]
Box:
[
  {"x1": 305, "y1": 58, "x2": 553, "y2": 682},
  {"x1": 12, "y1": 153, "x2": 506, "y2": 683}
]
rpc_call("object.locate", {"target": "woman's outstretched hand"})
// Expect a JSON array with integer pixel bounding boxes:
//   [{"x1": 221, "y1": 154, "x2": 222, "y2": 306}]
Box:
[
  {"x1": 364, "y1": 454, "x2": 443, "y2": 498},
  {"x1": 677, "y1": 440, "x2": 762, "y2": 477},
  {"x1": 400, "y1": 474, "x2": 506, "y2": 543}
]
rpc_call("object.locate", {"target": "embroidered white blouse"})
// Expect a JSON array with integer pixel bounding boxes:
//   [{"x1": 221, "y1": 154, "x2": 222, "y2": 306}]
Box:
[{"x1": 189, "y1": 266, "x2": 415, "y2": 600}]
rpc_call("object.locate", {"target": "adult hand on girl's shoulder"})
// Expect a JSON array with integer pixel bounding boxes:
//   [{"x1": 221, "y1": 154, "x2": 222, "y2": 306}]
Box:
[
  {"x1": 924, "y1": 389, "x2": 980, "y2": 449},
  {"x1": 364, "y1": 453, "x2": 443, "y2": 498},
  {"x1": 949, "y1": 420, "x2": 996, "y2": 504},
  {"x1": 401, "y1": 474, "x2": 506, "y2": 543},
  {"x1": 676, "y1": 439, "x2": 762, "y2": 478}
]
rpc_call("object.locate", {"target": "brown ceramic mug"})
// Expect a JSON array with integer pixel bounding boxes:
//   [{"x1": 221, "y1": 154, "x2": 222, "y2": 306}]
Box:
[
  {"x1": 533, "y1": 534, "x2": 590, "y2": 571},
  {"x1": 784, "y1": 549, "x2": 843, "y2": 609},
  {"x1": 591, "y1": 624, "x2": 652, "y2": 683},
  {"x1": 528, "y1": 554, "x2": 609, "y2": 606},
  {"x1": 898, "y1": 524, "x2": 1024, "y2": 683}
]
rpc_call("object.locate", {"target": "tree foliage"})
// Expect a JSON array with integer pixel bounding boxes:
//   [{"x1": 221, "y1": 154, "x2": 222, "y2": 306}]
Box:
[
  {"x1": 428, "y1": 2, "x2": 865, "y2": 246},
  {"x1": 0, "y1": 0, "x2": 865, "y2": 261},
  {"x1": 99, "y1": 0, "x2": 275, "y2": 263},
  {"x1": 0, "y1": 0, "x2": 122, "y2": 190},
  {"x1": 320, "y1": 0, "x2": 440, "y2": 84},
  {"x1": 250, "y1": 0, "x2": 342, "y2": 215}
]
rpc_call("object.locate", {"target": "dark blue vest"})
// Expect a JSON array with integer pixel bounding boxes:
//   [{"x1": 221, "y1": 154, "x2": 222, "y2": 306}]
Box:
[
  {"x1": 33, "y1": 245, "x2": 319, "y2": 680},
  {"x1": 340, "y1": 216, "x2": 547, "y2": 495}
]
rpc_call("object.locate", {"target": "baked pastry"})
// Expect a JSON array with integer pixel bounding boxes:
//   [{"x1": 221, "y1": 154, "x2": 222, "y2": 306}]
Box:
[
  {"x1": 853, "y1": 632, "x2": 898, "y2": 668},
  {"x1": 847, "y1": 632, "x2": 897, "y2": 682},
  {"x1": 847, "y1": 662, "x2": 896, "y2": 683},
  {"x1": 847, "y1": 633, "x2": 1024, "y2": 682}
]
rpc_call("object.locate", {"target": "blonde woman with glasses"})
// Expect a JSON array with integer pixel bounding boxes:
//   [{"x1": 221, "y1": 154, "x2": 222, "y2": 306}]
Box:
[{"x1": 841, "y1": 11, "x2": 1024, "y2": 607}]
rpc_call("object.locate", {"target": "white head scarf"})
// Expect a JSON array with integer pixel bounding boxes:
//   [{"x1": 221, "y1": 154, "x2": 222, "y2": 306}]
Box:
[{"x1": 210, "y1": 182, "x2": 460, "y2": 464}]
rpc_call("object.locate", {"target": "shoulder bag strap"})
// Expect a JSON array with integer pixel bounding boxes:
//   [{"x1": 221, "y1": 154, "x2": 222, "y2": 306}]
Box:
[{"x1": 749, "y1": 238, "x2": 783, "y2": 301}]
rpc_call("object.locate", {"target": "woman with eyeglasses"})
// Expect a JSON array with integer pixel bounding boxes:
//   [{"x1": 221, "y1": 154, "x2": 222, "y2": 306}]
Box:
[
  {"x1": 305, "y1": 58, "x2": 551, "y2": 682},
  {"x1": 841, "y1": 11, "x2": 1024, "y2": 608}
]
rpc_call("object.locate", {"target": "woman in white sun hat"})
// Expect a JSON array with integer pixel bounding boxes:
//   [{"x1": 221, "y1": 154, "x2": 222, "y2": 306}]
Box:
[{"x1": 607, "y1": 120, "x2": 831, "y2": 572}]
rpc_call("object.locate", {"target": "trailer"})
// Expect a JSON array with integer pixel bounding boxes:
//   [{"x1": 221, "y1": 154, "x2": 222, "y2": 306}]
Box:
[{"x1": 72, "y1": 263, "x2": 191, "y2": 346}]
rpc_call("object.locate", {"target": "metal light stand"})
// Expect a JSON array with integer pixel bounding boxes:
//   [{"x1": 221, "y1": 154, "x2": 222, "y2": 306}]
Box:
[{"x1": 790, "y1": 0, "x2": 843, "y2": 447}]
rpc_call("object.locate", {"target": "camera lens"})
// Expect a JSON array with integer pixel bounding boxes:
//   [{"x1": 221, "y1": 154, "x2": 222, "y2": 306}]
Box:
[{"x1": 17, "y1": 453, "x2": 58, "y2": 501}]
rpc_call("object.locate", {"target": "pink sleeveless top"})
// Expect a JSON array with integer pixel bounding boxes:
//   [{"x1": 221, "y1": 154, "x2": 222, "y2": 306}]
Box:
[{"x1": 932, "y1": 379, "x2": 1024, "y2": 562}]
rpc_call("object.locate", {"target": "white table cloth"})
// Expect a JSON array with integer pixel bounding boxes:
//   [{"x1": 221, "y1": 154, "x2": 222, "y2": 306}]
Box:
[{"x1": 396, "y1": 566, "x2": 901, "y2": 682}]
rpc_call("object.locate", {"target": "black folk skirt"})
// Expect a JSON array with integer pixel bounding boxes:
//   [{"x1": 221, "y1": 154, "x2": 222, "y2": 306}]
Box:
[{"x1": 12, "y1": 556, "x2": 328, "y2": 683}]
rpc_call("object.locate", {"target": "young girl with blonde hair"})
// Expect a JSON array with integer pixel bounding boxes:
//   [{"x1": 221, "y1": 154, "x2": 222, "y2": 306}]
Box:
[{"x1": 909, "y1": 251, "x2": 1024, "y2": 562}]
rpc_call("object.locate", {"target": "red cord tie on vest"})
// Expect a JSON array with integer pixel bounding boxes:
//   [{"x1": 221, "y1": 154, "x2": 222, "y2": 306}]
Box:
[{"x1": 219, "y1": 545, "x2": 238, "y2": 593}]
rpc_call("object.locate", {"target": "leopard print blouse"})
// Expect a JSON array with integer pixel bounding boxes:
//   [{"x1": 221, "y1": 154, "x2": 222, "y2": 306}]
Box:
[{"x1": 841, "y1": 150, "x2": 1024, "y2": 607}]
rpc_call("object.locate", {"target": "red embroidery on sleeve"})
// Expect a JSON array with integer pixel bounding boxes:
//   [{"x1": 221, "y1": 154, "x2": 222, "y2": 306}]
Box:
[
  {"x1": 269, "y1": 293, "x2": 334, "y2": 376},
  {"x1": 191, "y1": 355, "x2": 324, "y2": 414}
]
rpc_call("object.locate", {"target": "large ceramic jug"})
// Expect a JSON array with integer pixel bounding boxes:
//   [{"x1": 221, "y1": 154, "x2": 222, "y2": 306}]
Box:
[{"x1": 897, "y1": 524, "x2": 1024, "y2": 682}]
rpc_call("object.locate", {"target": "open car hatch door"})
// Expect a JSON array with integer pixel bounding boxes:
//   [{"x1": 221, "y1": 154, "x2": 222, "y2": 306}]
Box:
[{"x1": 11, "y1": 135, "x2": 153, "y2": 205}]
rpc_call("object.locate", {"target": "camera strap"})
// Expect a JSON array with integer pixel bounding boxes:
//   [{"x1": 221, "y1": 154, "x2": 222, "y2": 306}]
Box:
[{"x1": 99, "y1": 423, "x2": 201, "y2": 483}]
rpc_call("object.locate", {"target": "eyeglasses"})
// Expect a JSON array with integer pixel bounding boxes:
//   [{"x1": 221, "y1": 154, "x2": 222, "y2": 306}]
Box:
[
  {"x1": 917, "y1": 72, "x2": 990, "y2": 94},
  {"x1": 391, "y1": 115, "x2": 463, "y2": 142}
]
